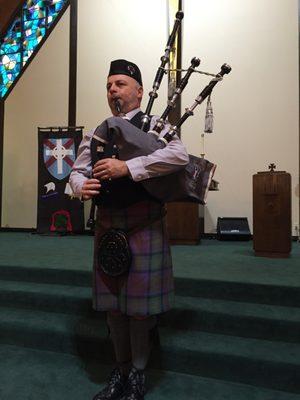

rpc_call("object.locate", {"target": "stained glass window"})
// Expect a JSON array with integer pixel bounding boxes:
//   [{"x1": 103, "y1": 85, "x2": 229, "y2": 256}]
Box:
[{"x1": 0, "y1": 0, "x2": 68, "y2": 98}]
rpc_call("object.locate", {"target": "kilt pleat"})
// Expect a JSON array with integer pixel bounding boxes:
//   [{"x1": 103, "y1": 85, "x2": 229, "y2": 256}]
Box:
[{"x1": 93, "y1": 200, "x2": 174, "y2": 316}]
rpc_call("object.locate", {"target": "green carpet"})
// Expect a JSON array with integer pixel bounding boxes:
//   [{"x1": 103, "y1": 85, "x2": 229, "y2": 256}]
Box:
[
  {"x1": 173, "y1": 240, "x2": 300, "y2": 286},
  {"x1": 1, "y1": 344, "x2": 300, "y2": 400},
  {"x1": 0, "y1": 233, "x2": 299, "y2": 286},
  {"x1": 0, "y1": 232, "x2": 300, "y2": 397}
]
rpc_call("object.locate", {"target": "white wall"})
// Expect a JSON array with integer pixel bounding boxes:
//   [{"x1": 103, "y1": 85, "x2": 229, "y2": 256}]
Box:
[
  {"x1": 2, "y1": 9, "x2": 69, "y2": 228},
  {"x1": 181, "y1": 0, "x2": 299, "y2": 233},
  {"x1": 76, "y1": 0, "x2": 169, "y2": 130}
]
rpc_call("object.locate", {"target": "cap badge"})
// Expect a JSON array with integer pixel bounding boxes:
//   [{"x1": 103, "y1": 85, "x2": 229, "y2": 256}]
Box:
[{"x1": 127, "y1": 65, "x2": 135, "y2": 76}]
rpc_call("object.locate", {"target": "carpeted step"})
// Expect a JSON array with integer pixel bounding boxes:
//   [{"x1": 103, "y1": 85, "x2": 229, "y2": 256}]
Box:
[
  {"x1": 175, "y1": 277, "x2": 300, "y2": 307},
  {"x1": 0, "y1": 306, "x2": 109, "y2": 359},
  {"x1": 0, "y1": 279, "x2": 93, "y2": 315},
  {"x1": 157, "y1": 327, "x2": 300, "y2": 393},
  {"x1": 0, "y1": 306, "x2": 299, "y2": 393},
  {"x1": 1, "y1": 279, "x2": 300, "y2": 343},
  {"x1": 163, "y1": 296, "x2": 300, "y2": 343},
  {"x1": 0, "y1": 233, "x2": 92, "y2": 286},
  {"x1": 172, "y1": 241, "x2": 300, "y2": 306},
  {"x1": 1, "y1": 233, "x2": 300, "y2": 307},
  {"x1": 2, "y1": 344, "x2": 300, "y2": 400},
  {"x1": 0, "y1": 264, "x2": 91, "y2": 287},
  {"x1": 1, "y1": 263, "x2": 300, "y2": 307}
]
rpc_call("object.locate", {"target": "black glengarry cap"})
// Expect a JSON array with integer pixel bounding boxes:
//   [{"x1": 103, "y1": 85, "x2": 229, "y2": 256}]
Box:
[{"x1": 108, "y1": 59, "x2": 143, "y2": 86}]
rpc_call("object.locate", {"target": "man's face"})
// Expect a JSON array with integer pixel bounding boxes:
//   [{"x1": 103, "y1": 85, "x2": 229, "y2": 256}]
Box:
[{"x1": 106, "y1": 74, "x2": 143, "y2": 115}]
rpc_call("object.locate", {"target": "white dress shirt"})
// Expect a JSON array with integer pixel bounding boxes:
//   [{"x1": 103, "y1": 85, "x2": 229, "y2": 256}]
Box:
[{"x1": 69, "y1": 108, "x2": 189, "y2": 197}]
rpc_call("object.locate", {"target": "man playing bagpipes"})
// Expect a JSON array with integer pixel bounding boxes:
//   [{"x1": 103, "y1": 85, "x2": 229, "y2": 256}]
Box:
[{"x1": 69, "y1": 59, "x2": 189, "y2": 400}]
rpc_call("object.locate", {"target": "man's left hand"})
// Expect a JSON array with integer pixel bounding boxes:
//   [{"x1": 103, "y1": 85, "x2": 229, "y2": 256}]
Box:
[{"x1": 93, "y1": 158, "x2": 129, "y2": 180}]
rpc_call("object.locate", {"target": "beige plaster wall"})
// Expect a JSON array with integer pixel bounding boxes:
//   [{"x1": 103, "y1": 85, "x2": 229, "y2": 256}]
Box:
[
  {"x1": 2, "y1": 9, "x2": 70, "y2": 228},
  {"x1": 181, "y1": 0, "x2": 299, "y2": 234},
  {"x1": 76, "y1": 0, "x2": 169, "y2": 130}
]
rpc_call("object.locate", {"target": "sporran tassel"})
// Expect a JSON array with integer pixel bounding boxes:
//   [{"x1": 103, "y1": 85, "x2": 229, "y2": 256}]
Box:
[{"x1": 204, "y1": 94, "x2": 214, "y2": 133}]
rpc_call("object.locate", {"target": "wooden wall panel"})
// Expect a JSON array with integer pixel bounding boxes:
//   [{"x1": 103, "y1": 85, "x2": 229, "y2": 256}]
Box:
[{"x1": 0, "y1": 0, "x2": 23, "y2": 36}]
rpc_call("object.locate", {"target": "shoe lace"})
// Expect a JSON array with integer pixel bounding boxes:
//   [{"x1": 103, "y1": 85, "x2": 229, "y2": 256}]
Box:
[
  {"x1": 108, "y1": 368, "x2": 122, "y2": 387},
  {"x1": 127, "y1": 370, "x2": 145, "y2": 396}
]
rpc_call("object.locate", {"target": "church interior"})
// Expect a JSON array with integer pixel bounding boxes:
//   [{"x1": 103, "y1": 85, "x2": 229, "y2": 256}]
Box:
[{"x1": 0, "y1": 1, "x2": 299, "y2": 399}]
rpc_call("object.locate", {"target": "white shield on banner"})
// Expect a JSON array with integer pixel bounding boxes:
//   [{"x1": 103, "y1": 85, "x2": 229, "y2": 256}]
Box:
[{"x1": 43, "y1": 138, "x2": 75, "y2": 180}]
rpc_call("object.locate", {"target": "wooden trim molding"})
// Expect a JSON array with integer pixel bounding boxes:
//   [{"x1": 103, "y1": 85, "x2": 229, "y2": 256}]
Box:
[
  {"x1": 68, "y1": 0, "x2": 78, "y2": 127},
  {"x1": 0, "y1": 99, "x2": 4, "y2": 226}
]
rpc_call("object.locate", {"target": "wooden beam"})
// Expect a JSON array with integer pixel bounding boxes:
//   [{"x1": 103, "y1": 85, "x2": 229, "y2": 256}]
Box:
[
  {"x1": 167, "y1": 0, "x2": 182, "y2": 130},
  {"x1": 298, "y1": 0, "x2": 300, "y2": 239},
  {"x1": 0, "y1": 0, "x2": 23, "y2": 39},
  {"x1": 68, "y1": 0, "x2": 78, "y2": 127},
  {"x1": 0, "y1": 99, "x2": 4, "y2": 226}
]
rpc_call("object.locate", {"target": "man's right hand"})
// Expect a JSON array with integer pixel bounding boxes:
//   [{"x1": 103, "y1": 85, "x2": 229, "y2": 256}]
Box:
[{"x1": 81, "y1": 179, "x2": 101, "y2": 200}]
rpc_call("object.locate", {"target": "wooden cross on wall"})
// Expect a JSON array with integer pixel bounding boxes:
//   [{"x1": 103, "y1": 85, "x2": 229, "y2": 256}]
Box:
[{"x1": 268, "y1": 163, "x2": 276, "y2": 171}]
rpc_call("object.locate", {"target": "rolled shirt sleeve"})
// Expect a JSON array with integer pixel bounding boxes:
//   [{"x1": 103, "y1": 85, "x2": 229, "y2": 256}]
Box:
[{"x1": 69, "y1": 129, "x2": 95, "y2": 197}]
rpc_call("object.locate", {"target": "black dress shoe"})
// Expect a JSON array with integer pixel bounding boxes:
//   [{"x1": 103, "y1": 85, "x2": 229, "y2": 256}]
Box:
[
  {"x1": 122, "y1": 368, "x2": 146, "y2": 400},
  {"x1": 93, "y1": 368, "x2": 127, "y2": 400}
]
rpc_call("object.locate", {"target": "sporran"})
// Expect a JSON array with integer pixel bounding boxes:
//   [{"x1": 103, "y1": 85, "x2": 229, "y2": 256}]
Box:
[{"x1": 97, "y1": 228, "x2": 132, "y2": 277}]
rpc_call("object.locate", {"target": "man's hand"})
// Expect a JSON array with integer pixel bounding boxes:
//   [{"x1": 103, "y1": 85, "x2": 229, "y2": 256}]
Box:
[
  {"x1": 81, "y1": 179, "x2": 101, "y2": 200},
  {"x1": 93, "y1": 158, "x2": 129, "y2": 180}
]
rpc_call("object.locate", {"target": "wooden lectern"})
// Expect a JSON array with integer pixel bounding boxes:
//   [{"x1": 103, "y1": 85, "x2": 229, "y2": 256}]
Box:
[{"x1": 253, "y1": 164, "x2": 291, "y2": 258}]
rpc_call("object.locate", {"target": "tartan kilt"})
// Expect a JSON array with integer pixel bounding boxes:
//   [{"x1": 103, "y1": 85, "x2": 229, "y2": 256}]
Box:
[{"x1": 93, "y1": 200, "x2": 174, "y2": 316}]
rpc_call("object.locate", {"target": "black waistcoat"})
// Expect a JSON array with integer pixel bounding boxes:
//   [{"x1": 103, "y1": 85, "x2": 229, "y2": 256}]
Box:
[{"x1": 91, "y1": 112, "x2": 155, "y2": 208}]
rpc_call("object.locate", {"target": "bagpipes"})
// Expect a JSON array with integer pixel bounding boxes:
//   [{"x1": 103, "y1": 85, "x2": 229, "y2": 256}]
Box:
[{"x1": 87, "y1": 10, "x2": 231, "y2": 228}]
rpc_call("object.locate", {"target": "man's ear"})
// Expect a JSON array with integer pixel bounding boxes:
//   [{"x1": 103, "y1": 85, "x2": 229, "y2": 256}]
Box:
[{"x1": 137, "y1": 85, "x2": 143, "y2": 100}]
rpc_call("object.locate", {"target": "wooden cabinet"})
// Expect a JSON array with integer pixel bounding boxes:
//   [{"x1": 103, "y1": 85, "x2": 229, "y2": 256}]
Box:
[
  {"x1": 253, "y1": 169, "x2": 291, "y2": 257},
  {"x1": 166, "y1": 202, "x2": 201, "y2": 244}
]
